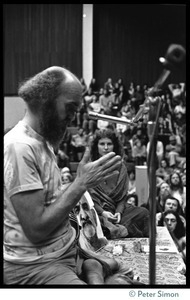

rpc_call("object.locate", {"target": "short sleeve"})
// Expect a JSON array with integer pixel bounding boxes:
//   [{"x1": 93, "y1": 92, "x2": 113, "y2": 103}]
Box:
[{"x1": 4, "y1": 142, "x2": 43, "y2": 197}]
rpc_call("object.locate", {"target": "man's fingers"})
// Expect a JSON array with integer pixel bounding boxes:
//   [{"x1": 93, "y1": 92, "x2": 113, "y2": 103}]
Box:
[
  {"x1": 95, "y1": 152, "x2": 119, "y2": 166},
  {"x1": 80, "y1": 147, "x2": 90, "y2": 164},
  {"x1": 100, "y1": 155, "x2": 122, "y2": 171},
  {"x1": 103, "y1": 170, "x2": 120, "y2": 181}
]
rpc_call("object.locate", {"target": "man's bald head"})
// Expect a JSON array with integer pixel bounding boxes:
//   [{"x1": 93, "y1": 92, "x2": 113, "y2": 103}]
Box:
[{"x1": 18, "y1": 66, "x2": 82, "y2": 113}]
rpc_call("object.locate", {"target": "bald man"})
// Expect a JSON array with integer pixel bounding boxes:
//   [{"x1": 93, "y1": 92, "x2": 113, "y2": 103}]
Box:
[{"x1": 4, "y1": 66, "x2": 122, "y2": 285}]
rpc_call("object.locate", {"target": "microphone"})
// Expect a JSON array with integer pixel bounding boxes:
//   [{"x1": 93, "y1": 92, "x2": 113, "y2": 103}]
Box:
[
  {"x1": 133, "y1": 44, "x2": 186, "y2": 122},
  {"x1": 88, "y1": 111, "x2": 133, "y2": 125},
  {"x1": 159, "y1": 44, "x2": 186, "y2": 71}
]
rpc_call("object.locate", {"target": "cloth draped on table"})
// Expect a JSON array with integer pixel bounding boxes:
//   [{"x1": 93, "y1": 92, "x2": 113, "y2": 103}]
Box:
[{"x1": 89, "y1": 162, "x2": 150, "y2": 238}]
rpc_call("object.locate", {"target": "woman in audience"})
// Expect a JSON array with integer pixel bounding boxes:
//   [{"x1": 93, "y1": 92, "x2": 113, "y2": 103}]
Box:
[
  {"x1": 126, "y1": 193, "x2": 138, "y2": 207},
  {"x1": 168, "y1": 171, "x2": 186, "y2": 213},
  {"x1": 128, "y1": 169, "x2": 136, "y2": 195},
  {"x1": 158, "y1": 210, "x2": 186, "y2": 262},
  {"x1": 132, "y1": 138, "x2": 147, "y2": 166},
  {"x1": 88, "y1": 128, "x2": 149, "y2": 239},
  {"x1": 156, "y1": 158, "x2": 173, "y2": 182}
]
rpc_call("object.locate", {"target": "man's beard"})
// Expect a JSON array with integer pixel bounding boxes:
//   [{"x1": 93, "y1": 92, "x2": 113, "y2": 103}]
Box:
[{"x1": 39, "y1": 103, "x2": 68, "y2": 148}]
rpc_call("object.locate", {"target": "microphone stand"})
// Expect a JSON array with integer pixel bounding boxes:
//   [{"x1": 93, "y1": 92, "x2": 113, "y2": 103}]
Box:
[
  {"x1": 146, "y1": 96, "x2": 162, "y2": 285},
  {"x1": 133, "y1": 44, "x2": 185, "y2": 285}
]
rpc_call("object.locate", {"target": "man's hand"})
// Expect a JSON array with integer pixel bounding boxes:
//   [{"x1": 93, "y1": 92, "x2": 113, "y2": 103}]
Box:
[{"x1": 76, "y1": 147, "x2": 122, "y2": 189}]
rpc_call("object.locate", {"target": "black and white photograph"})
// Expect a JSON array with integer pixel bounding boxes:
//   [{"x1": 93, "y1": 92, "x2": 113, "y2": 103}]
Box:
[{"x1": 2, "y1": 3, "x2": 187, "y2": 297}]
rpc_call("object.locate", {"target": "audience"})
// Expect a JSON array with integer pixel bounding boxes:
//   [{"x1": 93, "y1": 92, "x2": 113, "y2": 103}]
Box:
[{"x1": 54, "y1": 78, "x2": 186, "y2": 250}]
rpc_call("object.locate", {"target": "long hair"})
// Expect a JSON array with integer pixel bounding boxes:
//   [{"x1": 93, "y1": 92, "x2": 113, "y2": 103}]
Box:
[
  {"x1": 158, "y1": 210, "x2": 186, "y2": 240},
  {"x1": 90, "y1": 128, "x2": 124, "y2": 161},
  {"x1": 169, "y1": 171, "x2": 184, "y2": 193}
]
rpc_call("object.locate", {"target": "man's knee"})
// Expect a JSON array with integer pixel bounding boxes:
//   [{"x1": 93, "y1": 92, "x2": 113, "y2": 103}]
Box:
[{"x1": 82, "y1": 259, "x2": 104, "y2": 284}]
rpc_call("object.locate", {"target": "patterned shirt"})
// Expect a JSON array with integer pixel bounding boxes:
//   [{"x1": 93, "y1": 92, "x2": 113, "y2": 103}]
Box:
[{"x1": 4, "y1": 120, "x2": 75, "y2": 263}]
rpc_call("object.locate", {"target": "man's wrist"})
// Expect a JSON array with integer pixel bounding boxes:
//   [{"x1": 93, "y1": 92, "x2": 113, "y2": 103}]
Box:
[{"x1": 73, "y1": 177, "x2": 87, "y2": 193}]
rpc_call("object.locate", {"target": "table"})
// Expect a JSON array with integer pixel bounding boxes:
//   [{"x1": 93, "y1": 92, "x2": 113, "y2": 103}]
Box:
[{"x1": 97, "y1": 227, "x2": 186, "y2": 285}]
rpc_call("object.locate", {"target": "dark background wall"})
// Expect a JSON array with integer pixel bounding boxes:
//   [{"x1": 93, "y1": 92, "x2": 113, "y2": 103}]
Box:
[
  {"x1": 4, "y1": 4, "x2": 186, "y2": 95},
  {"x1": 93, "y1": 4, "x2": 186, "y2": 89},
  {"x1": 4, "y1": 4, "x2": 83, "y2": 95}
]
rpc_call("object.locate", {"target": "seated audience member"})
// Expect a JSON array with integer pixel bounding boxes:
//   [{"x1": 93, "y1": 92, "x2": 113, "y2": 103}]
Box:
[
  {"x1": 57, "y1": 148, "x2": 70, "y2": 169},
  {"x1": 104, "y1": 78, "x2": 114, "y2": 94},
  {"x1": 158, "y1": 210, "x2": 186, "y2": 261},
  {"x1": 76, "y1": 97, "x2": 88, "y2": 128},
  {"x1": 165, "y1": 135, "x2": 185, "y2": 168},
  {"x1": 60, "y1": 167, "x2": 73, "y2": 185},
  {"x1": 166, "y1": 143, "x2": 185, "y2": 169},
  {"x1": 59, "y1": 128, "x2": 72, "y2": 157},
  {"x1": 88, "y1": 94, "x2": 101, "y2": 114},
  {"x1": 128, "y1": 82, "x2": 135, "y2": 100},
  {"x1": 117, "y1": 129, "x2": 133, "y2": 162},
  {"x1": 84, "y1": 88, "x2": 94, "y2": 105},
  {"x1": 88, "y1": 128, "x2": 150, "y2": 239},
  {"x1": 128, "y1": 169, "x2": 136, "y2": 195},
  {"x1": 80, "y1": 78, "x2": 88, "y2": 97},
  {"x1": 88, "y1": 78, "x2": 99, "y2": 95},
  {"x1": 141, "y1": 181, "x2": 170, "y2": 213},
  {"x1": 181, "y1": 173, "x2": 186, "y2": 188},
  {"x1": 168, "y1": 82, "x2": 185, "y2": 105},
  {"x1": 133, "y1": 84, "x2": 144, "y2": 109},
  {"x1": 134, "y1": 126, "x2": 148, "y2": 146},
  {"x1": 99, "y1": 88, "x2": 112, "y2": 111},
  {"x1": 156, "y1": 195, "x2": 186, "y2": 228},
  {"x1": 96, "y1": 108, "x2": 109, "y2": 130},
  {"x1": 70, "y1": 127, "x2": 88, "y2": 161},
  {"x1": 104, "y1": 99, "x2": 116, "y2": 116},
  {"x1": 126, "y1": 193, "x2": 138, "y2": 207},
  {"x1": 156, "y1": 158, "x2": 173, "y2": 182},
  {"x1": 168, "y1": 172, "x2": 186, "y2": 213},
  {"x1": 117, "y1": 84, "x2": 129, "y2": 110},
  {"x1": 132, "y1": 138, "x2": 147, "y2": 166},
  {"x1": 173, "y1": 98, "x2": 186, "y2": 120}
]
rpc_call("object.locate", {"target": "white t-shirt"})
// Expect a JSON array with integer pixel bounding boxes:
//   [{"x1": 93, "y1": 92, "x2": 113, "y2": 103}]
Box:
[{"x1": 4, "y1": 121, "x2": 75, "y2": 263}]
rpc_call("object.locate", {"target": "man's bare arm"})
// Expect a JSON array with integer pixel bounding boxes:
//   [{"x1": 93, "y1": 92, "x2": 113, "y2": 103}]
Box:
[{"x1": 11, "y1": 150, "x2": 121, "y2": 243}]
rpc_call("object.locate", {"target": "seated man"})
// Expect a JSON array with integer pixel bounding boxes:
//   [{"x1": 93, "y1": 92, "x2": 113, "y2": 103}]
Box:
[
  {"x1": 70, "y1": 127, "x2": 88, "y2": 161},
  {"x1": 4, "y1": 66, "x2": 123, "y2": 285}
]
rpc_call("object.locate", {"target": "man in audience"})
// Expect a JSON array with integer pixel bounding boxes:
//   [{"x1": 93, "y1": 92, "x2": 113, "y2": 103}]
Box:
[{"x1": 70, "y1": 127, "x2": 88, "y2": 161}]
